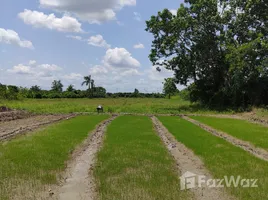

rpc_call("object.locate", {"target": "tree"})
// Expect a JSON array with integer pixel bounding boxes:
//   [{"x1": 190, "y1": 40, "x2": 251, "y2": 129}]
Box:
[
  {"x1": 163, "y1": 78, "x2": 177, "y2": 99},
  {"x1": 146, "y1": 0, "x2": 268, "y2": 107},
  {"x1": 51, "y1": 80, "x2": 63, "y2": 93},
  {"x1": 66, "y1": 84, "x2": 75, "y2": 92},
  {"x1": 133, "y1": 88, "x2": 140, "y2": 97},
  {"x1": 82, "y1": 75, "x2": 92, "y2": 90},
  {"x1": 30, "y1": 85, "x2": 41, "y2": 93},
  {"x1": 91, "y1": 79, "x2": 95, "y2": 97},
  {"x1": 94, "y1": 87, "x2": 106, "y2": 98},
  {"x1": 82, "y1": 75, "x2": 95, "y2": 98}
]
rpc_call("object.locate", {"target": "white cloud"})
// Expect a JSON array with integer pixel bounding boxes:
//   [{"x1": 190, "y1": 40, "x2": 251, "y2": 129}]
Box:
[
  {"x1": 89, "y1": 65, "x2": 109, "y2": 75},
  {"x1": 133, "y1": 12, "x2": 142, "y2": 21},
  {"x1": 0, "y1": 28, "x2": 34, "y2": 49},
  {"x1": 29, "y1": 60, "x2": 37, "y2": 65},
  {"x1": 38, "y1": 64, "x2": 62, "y2": 72},
  {"x1": 62, "y1": 73, "x2": 83, "y2": 80},
  {"x1": 103, "y1": 47, "x2": 140, "y2": 68},
  {"x1": 7, "y1": 64, "x2": 33, "y2": 75},
  {"x1": 18, "y1": 9, "x2": 83, "y2": 33},
  {"x1": 133, "y1": 43, "x2": 144, "y2": 49},
  {"x1": 66, "y1": 35, "x2": 82, "y2": 40},
  {"x1": 39, "y1": 0, "x2": 136, "y2": 24},
  {"x1": 88, "y1": 35, "x2": 110, "y2": 48},
  {"x1": 7, "y1": 62, "x2": 62, "y2": 78},
  {"x1": 87, "y1": 47, "x2": 142, "y2": 91},
  {"x1": 120, "y1": 68, "x2": 141, "y2": 76},
  {"x1": 169, "y1": 9, "x2": 177, "y2": 15}
]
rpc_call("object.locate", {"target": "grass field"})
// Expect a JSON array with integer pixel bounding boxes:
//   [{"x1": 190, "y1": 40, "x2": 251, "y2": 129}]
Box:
[
  {"x1": 0, "y1": 97, "x2": 231, "y2": 114},
  {"x1": 191, "y1": 116, "x2": 268, "y2": 150},
  {"x1": 158, "y1": 116, "x2": 268, "y2": 200},
  {"x1": 0, "y1": 115, "x2": 109, "y2": 200},
  {"x1": 94, "y1": 116, "x2": 190, "y2": 200}
]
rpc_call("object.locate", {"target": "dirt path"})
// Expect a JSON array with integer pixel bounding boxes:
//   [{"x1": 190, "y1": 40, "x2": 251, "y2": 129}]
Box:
[
  {"x1": 51, "y1": 115, "x2": 117, "y2": 200},
  {"x1": 0, "y1": 114, "x2": 75, "y2": 141},
  {"x1": 151, "y1": 116, "x2": 235, "y2": 200},
  {"x1": 182, "y1": 116, "x2": 268, "y2": 162}
]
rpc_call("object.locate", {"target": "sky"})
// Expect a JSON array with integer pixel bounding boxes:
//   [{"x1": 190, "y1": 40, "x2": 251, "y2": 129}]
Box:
[{"x1": 0, "y1": 0, "x2": 183, "y2": 93}]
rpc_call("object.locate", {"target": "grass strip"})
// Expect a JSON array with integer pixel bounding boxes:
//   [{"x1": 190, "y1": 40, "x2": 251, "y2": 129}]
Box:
[
  {"x1": 0, "y1": 115, "x2": 109, "y2": 200},
  {"x1": 158, "y1": 116, "x2": 268, "y2": 200},
  {"x1": 94, "y1": 116, "x2": 189, "y2": 200},
  {"x1": 191, "y1": 116, "x2": 268, "y2": 150},
  {"x1": 1, "y1": 98, "x2": 220, "y2": 115}
]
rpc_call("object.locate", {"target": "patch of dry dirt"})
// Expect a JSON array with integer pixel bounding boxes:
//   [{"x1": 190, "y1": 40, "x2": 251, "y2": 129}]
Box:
[
  {"x1": 0, "y1": 110, "x2": 32, "y2": 122},
  {"x1": 50, "y1": 115, "x2": 117, "y2": 200},
  {"x1": 151, "y1": 116, "x2": 235, "y2": 200},
  {"x1": 182, "y1": 116, "x2": 268, "y2": 162},
  {"x1": 0, "y1": 114, "x2": 76, "y2": 141}
]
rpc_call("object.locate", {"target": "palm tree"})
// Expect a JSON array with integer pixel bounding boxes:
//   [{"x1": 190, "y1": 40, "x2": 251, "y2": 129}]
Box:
[
  {"x1": 82, "y1": 75, "x2": 92, "y2": 90},
  {"x1": 90, "y1": 79, "x2": 95, "y2": 97}
]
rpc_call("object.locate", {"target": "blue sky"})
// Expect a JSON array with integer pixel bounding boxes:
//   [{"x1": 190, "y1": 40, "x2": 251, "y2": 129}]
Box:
[{"x1": 0, "y1": 0, "x2": 183, "y2": 93}]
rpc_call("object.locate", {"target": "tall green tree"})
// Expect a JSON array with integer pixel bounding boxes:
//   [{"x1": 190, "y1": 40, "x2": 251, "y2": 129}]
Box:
[
  {"x1": 146, "y1": 0, "x2": 268, "y2": 107},
  {"x1": 82, "y1": 75, "x2": 92, "y2": 90},
  {"x1": 51, "y1": 80, "x2": 63, "y2": 93},
  {"x1": 91, "y1": 79, "x2": 95, "y2": 97},
  {"x1": 163, "y1": 78, "x2": 177, "y2": 99},
  {"x1": 66, "y1": 84, "x2": 75, "y2": 92}
]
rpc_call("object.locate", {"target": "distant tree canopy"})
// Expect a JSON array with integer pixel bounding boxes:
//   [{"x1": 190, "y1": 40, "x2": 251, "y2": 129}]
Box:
[
  {"x1": 146, "y1": 0, "x2": 268, "y2": 107},
  {"x1": 51, "y1": 80, "x2": 63, "y2": 93},
  {"x1": 0, "y1": 80, "x2": 164, "y2": 100},
  {"x1": 163, "y1": 78, "x2": 177, "y2": 99}
]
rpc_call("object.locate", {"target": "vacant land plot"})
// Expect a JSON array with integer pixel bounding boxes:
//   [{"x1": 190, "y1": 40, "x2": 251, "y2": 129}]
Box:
[
  {"x1": 1, "y1": 98, "x2": 218, "y2": 115},
  {"x1": 191, "y1": 116, "x2": 268, "y2": 150},
  {"x1": 0, "y1": 115, "x2": 109, "y2": 200},
  {"x1": 94, "y1": 116, "x2": 189, "y2": 200},
  {"x1": 158, "y1": 116, "x2": 268, "y2": 200}
]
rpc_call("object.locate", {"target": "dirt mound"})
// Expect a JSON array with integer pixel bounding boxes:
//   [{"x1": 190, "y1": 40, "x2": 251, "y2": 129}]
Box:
[
  {"x1": 0, "y1": 106, "x2": 12, "y2": 112},
  {"x1": 0, "y1": 110, "x2": 31, "y2": 122}
]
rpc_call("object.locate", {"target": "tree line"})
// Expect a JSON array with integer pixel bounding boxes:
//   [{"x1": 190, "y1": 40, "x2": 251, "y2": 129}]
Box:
[
  {"x1": 146, "y1": 0, "x2": 268, "y2": 108},
  {"x1": 0, "y1": 75, "x2": 166, "y2": 100}
]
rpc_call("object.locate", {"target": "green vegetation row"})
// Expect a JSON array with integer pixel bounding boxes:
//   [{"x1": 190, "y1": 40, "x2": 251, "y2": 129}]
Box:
[
  {"x1": 94, "y1": 116, "x2": 190, "y2": 200},
  {"x1": 1, "y1": 98, "x2": 222, "y2": 115},
  {"x1": 191, "y1": 116, "x2": 268, "y2": 151},
  {"x1": 0, "y1": 115, "x2": 109, "y2": 200},
  {"x1": 0, "y1": 84, "x2": 165, "y2": 100},
  {"x1": 158, "y1": 116, "x2": 268, "y2": 200}
]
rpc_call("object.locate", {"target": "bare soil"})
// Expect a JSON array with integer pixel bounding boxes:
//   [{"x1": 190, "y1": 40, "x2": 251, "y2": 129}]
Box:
[
  {"x1": 0, "y1": 110, "x2": 32, "y2": 122},
  {"x1": 183, "y1": 116, "x2": 268, "y2": 162},
  {"x1": 50, "y1": 115, "x2": 117, "y2": 200},
  {"x1": 151, "y1": 116, "x2": 234, "y2": 200},
  {"x1": 0, "y1": 114, "x2": 76, "y2": 141}
]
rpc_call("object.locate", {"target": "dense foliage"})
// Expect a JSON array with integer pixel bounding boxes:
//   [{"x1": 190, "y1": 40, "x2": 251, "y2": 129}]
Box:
[
  {"x1": 0, "y1": 83, "x2": 164, "y2": 100},
  {"x1": 146, "y1": 0, "x2": 268, "y2": 107},
  {"x1": 163, "y1": 78, "x2": 178, "y2": 99}
]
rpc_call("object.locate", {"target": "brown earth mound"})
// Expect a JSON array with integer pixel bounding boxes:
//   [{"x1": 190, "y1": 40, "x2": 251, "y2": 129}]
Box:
[{"x1": 0, "y1": 110, "x2": 31, "y2": 122}]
